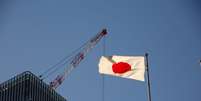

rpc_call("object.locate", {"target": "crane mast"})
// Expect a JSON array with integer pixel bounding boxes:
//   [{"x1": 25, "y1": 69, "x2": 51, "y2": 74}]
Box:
[{"x1": 50, "y1": 29, "x2": 107, "y2": 89}]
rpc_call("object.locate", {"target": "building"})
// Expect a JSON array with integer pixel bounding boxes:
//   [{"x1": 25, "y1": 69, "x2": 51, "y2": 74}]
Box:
[{"x1": 0, "y1": 71, "x2": 67, "y2": 101}]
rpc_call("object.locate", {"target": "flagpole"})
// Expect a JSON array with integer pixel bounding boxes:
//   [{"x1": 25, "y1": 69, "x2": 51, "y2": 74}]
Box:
[{"x1": 145, "y1": 53, "x2": 152, "y2": 101}]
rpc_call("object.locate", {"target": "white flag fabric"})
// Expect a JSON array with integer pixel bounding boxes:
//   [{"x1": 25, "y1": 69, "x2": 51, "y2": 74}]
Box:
[{"x1": 98, "y1": 55, "x2": 145, "y2": 81}]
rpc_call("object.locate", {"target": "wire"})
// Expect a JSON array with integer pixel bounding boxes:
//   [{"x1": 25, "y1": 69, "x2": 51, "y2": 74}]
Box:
[
  {"x1": 39, "y1": 53, "x2": 73, "y2": 78},
  {"x1": 41, "y1": 56, "x2": 72, "y2": 80},
  {"x1": 40, "y1": 39, "x2": 90, "y2": 80},
  {"x1": 40, "y1": 32, "x2": 101, "y2": 80},
  {"x1": 102, "y1": 35, "x2": 106, "y2": 101}
]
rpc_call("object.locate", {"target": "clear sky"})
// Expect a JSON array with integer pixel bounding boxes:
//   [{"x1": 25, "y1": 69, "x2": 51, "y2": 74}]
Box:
[{"x1": 0, "y1": 0, "x2": 201, "y2": 101}]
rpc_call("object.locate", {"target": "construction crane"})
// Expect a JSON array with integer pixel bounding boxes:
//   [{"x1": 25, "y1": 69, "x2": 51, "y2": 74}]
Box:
[{"x1": 48, "y1": 29, "x2": 107, "y2": 89}]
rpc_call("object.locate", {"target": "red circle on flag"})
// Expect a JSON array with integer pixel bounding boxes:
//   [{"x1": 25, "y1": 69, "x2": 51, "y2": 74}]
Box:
[{"x1": 112, "y1": 62, "x2": 131, "y2": 74}]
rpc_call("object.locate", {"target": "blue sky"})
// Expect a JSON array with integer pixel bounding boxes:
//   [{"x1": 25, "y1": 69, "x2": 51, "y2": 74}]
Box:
[{"x1": 0, "y1": 0, "x2": 201, "y2": 101}]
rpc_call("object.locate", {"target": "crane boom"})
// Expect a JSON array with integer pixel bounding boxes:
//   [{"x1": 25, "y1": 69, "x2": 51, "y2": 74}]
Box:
[{"x1": 50, "y1": 29, "x2": 107, "y2": 89}]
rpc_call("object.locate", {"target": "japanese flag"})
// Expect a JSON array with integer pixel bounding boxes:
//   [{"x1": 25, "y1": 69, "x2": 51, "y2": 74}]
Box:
[{"x1": 98, "y1": 55, "x2": 145, "y2": 81}]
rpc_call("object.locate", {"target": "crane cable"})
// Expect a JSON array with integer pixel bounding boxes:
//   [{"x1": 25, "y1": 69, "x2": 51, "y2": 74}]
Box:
[
  {"x1": 102, "y1": 35, "x2": 106, "y2": 101},
  {"x1": 39, "y1": 32, "x2": 102, "y2": 80},
  {"x1": 39, "y1": 39, "x2": 90, "y2": 80}
]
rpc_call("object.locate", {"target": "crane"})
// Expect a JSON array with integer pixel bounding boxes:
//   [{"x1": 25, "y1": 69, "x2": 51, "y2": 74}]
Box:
[{"x1": 49, "y1": 29, "x2": 107, "y2": 89}]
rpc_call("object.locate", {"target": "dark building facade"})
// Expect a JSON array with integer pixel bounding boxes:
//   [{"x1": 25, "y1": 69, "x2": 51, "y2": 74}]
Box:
[{"x1": 0, "y1": 71, "x2": 67, "y2": 101}]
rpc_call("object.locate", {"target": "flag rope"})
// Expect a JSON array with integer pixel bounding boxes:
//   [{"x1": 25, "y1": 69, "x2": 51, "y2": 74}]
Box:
[{"x1": 102, "y1": 35, "x2": 106, "y2": 101}]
